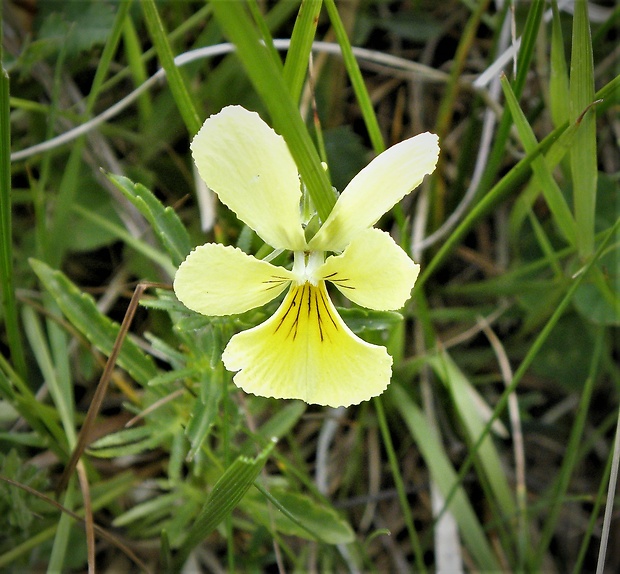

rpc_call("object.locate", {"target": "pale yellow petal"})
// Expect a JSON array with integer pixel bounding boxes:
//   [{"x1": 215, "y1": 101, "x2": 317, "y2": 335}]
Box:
[
  {"x1": 318, "y1": 228, "x2": 419, "y2": 310},
  {"x1": 222, "y1": 281, "x2": 392, "y2": 407},
  {"x1": 309, "y1": 132, "x2": 439, "y2": 251},
  {"x1": 191, "y1": 106, "x2": 307, "y2": 251},
  {"x1": 174, "y1": 243, "x2": 294, "y2": 316}
]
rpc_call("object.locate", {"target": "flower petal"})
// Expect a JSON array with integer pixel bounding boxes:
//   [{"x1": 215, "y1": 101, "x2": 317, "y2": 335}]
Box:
[
  {"x1": 174, "y1": 243, "x2": 294, "y2": 316},
  {"x1": 309, "y1": 132, "x2": 439, "y2": 251},
  {"x1": 191, "y1": 106, "x2": 307, "y2": 251},
  {"x1": 318, "y1": 228, "x2": 419, "y2": 310},
  {"x1": 222, "y1": 281, "x2": 392, "y2": 407}
]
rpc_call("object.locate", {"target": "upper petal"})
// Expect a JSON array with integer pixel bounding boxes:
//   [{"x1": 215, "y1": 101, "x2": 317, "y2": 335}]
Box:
[
  {"x1": 318, "y1": 228, "x2": 419, "y2": 310},
  {"x1": 191, "y1": 106, "x2": 307, "y2": 251},
  {"x1": 309, "y1": 132, "x2": 439, "y2": 251},
  {"x1": 174, "y1": 243, "x2": 294, "y2": 316},
  {"x1": 222, "y1": 281, "x2": 392, "y2": 407}
]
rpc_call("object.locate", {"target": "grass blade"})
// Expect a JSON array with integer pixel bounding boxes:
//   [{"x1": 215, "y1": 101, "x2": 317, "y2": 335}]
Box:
[
  {"x1": 569, "y1": 0, "x2": 597, "y2": 257},
  {"x1": 0, "y1": 52, "x2": 26, "y2": 379},
  {"x1": 534, "y1": 327, "x2": 604, "y2": 568},
  {"x1": 211, "y1": 0, "x2": 336, "y2": 223},
  {"x1": 389, "y1": 386, "x2": 502, "y2": 571},
  {"x1": 141, "y1": 0, "x2": 202, "y2": 136},
  {"x1": 283, "y1": 0, "x2": 322, "y2": 103},
  {"x1": 324, "y1": 0, "x2": 384, "y2": 153},
  {"x1": 500, "y1": 74, "x2": 577, "y2": 245},
  {"x1": 549, "y1": 0, "x2": 570, "y2": 128}
]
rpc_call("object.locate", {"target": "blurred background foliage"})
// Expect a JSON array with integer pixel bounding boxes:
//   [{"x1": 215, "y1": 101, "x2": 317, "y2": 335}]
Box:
[{"x1": 1, "y1": 0, "x2": 619, "y2": 571}]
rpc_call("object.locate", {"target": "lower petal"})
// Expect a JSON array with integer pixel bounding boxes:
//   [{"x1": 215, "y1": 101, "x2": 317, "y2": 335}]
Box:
[{"x1": 222, "y1": 281, "x2": 392, "y2": 407}]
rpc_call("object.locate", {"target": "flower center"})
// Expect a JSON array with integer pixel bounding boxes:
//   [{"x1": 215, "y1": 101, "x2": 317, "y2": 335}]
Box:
[{"x1": 291, "y1": 250, "x2": 324, "y2": 286}]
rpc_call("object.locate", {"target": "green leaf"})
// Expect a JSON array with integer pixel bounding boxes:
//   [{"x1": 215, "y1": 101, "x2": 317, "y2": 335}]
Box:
[
  {"x1": 69, "y1": 176, "x2": 126, "y2": 252},
  {"x1": 0, "y1": 56, "x2": 26, "y2": 379},
  {"x1": 210, "y1": 0, "x2": 336, "y2": 223},
  {"x1": 324, "y1": 0, "x2": 385, "y2": 153},
  {"x1": 140, "y1": 0, "x2": 202, "y2": 135},
  {"x1": 500, "y1": 75, "x2": 577, "y2": 245},
  {"x1": 185, "y1": 369, "x2": 222, "y2": 461},
  {"x1": 177, "y1": 439, "x2": 276, "y2": 567},
  {"x1": 338, "y1": 308, "x2": 403, "y2": 334},
  {"x1": 549, "y1": 0, "x2": 570, "y2": 127},
  {"x1": 428, "y1": 352, "x2": 516, "y2": 520},
  {"x1": 106, "y1": 173, "x2": 192, "y2": 268},
  {"x1": 37, "y1": 1, "x2": 116, "y2": 57},
  {"x1": 88, "y1": 425, "x2": 172, "y2": 458},
  {"x1": 113, "y1": 492, "x2": 180, "y2": 528},
  {"x1": 243, "y1": 486, "x2": 355, "y2": 544},
  {"x1": 569, "y1": 1, "x2": 597, "y2": 256},
  {"x1": 572, "y1": 248, "x2": 620, "y2": 326},
  {"x1": 30, "y1": 259, "x2": 158, "y2": 385},
  {"x1": 389, "y1": 385, "x2": 501, "y2": 571},
  {"x1": 240, "y1": 401, "x2": 306, "y2": 457},
  {"x1": 283, "y1": 0, "x2": 322, "y2": 103}
]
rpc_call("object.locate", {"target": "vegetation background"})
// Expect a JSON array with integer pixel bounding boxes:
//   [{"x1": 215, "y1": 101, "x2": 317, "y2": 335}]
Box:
[{"x1": 1, "y1": 0, "x2": 619, "y2": 571}]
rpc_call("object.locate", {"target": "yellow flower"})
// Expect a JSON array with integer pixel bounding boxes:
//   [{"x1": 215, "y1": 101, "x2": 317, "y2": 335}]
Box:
[{"x1": 174, "y1": 106, "x2": 439, "y2": 407}]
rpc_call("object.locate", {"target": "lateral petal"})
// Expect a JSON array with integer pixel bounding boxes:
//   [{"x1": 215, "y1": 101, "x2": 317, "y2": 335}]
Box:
[
  {"x1": 191, "y1": 106, "x2": 307, "y2": 251},
  {"x1": 174, "y1": 243, "x2": 294, "y2": 316},
  {"x1": 318, "y1": 228, "x2": 419, "y2": 310},
  {"x1": 309, "y1": 132, "x2": 439, "y2": 251},
  {"x1": 222, "y1": 282, "x2": 392, "y2": 407}
]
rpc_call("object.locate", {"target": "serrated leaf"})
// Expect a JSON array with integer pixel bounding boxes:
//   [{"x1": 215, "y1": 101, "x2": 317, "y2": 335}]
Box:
[
  {"x1": 30, "y1": 259, "x2": 158, "y2": 385},
  {"x1": 106, "y1": 173, "x2": 191, "y2": 267},
  {"x1": 243, "y1": 487, "x2": 355, "y2": 544},
  {"x1": 186, "y1": 369, "x2": 222, "y2": 461}
]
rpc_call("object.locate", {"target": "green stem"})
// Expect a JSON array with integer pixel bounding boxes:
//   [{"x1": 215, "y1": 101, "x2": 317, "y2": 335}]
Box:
[{"x1": 0, "y1": 45, "x2": 27, "y2": 379}]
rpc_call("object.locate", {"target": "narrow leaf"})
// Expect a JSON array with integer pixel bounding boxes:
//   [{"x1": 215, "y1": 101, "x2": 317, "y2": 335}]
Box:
[
  {"x1": 569, "y1": 1, "x2": 597, "y2": 256},
  {"x1": 177, "y1": 439, "x2": 276, "y2": 567},
  {"x1": 30, "y1": 259, "x2": 158, "y2": 385},
  {"x1": 324, "y1": 0, "x2": 385, "y2": 153},
  {"x1": 244, "y1": 486, "x2": 355, "y2": 544},
  {"x1": 389, "y1": 386, "x2": 501, "y2": 571},
  {"x1": 283, "y1": 0, "x2": 322, "y2": 103},
  {"x1": 501, "y1": 75, "x2": 577, "y2": 244},
  {"x1": 0, "y1": 58, "x2": 27, "y2": 378},
  {"x1": 140, "y1": 0, "x2": 202, "y2": 135},
  {"x1": 106, "y1": 173, "x2": 192, "y2": 267},
  {"x1": 210, "y1": 1, "x2": 336, "y2": 223},
  {"x1": 549, "y1": 0, "x2": 570, "y2": 127}
]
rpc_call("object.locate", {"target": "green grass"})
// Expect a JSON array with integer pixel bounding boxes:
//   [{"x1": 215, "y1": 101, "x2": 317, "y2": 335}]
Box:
[{"x1": 1, "y1": 0, "x2": 619, "y2": 571}]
